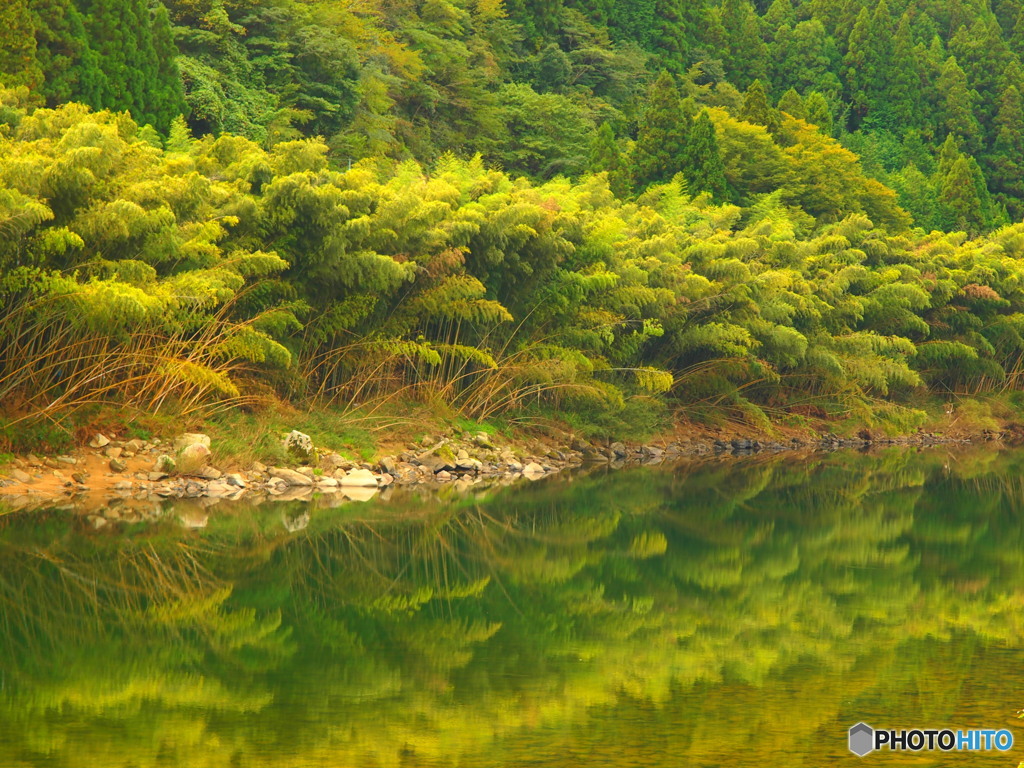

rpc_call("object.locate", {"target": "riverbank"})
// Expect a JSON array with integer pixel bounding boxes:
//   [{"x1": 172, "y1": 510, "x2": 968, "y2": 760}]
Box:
[{"x1": 0, "y1": 400, "x2": 995, "y2": 513}]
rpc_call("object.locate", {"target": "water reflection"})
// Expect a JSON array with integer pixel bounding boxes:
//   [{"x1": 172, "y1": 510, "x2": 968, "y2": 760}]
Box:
[{"x1": 2, "y1": 448, "x2": 1024, "y2": 766}]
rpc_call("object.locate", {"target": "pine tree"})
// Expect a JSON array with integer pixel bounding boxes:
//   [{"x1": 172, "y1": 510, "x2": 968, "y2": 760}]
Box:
[
  {"x1": 772, "y1": 19, "x2": 842, "y2": 100},
  {"x1": 683, "y1": 111, "x2": 729, "y2": 201},
  {"x1": 634, "y1": 71, "x2": 691, "y2": 188}
]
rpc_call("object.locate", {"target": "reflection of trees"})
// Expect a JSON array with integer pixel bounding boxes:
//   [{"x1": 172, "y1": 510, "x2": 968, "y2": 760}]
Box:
[{"x1": 2, "y1": 448, "x2": 1024, "y2": 765}]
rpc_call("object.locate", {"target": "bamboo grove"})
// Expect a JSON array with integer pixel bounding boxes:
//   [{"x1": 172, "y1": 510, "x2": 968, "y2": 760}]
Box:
[{"x1": 7, "y1": 86, "x2": 1024, "y2": 436}]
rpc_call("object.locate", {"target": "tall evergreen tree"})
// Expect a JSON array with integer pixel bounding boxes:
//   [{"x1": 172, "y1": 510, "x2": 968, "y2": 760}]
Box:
[
  {"x1": 30, "y1": 0, "x2": 107, "y2": 106},
  {"x1": 938, "y1": 154, "x2": 986, "y2": 234},
  {"x1": 0, "y1": 0, "x2": 42, "y2": 92},
  {"x1": 589, "y1": 122, "x2": 632, "y2": 198},
  {"x1": 721, "y1": 0, "x2": 768, "y2": 90},
  {"x1": 740, "y1": 79, "x2": 781, "y2": 133},
  {"x1": 634, "y1": 71, "x2": 691, "y2": 187},
  {"x1": 987, "y1": 84, "x2": 1024, "y2": 216},
  {"x1": 778, "y1": 88, "x2": 806, "y2": 118},
  {"x1": 683, "y1": 111, "x2": 729, "y2": 200},
  {"x1": 805, "y1": 91, "x2": 834, "y2": 133},
  {"x1": 937, "y1": 56, "x2": 984, "y2": 153},
  {"x1": 886, "y1": 13, "x2": 925, "y2": 130}
]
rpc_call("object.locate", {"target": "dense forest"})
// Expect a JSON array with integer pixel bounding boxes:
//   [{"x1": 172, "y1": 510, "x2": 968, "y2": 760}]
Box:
[{"x1": 6, "y1": 0, "x2": 1024, "y2": 441}]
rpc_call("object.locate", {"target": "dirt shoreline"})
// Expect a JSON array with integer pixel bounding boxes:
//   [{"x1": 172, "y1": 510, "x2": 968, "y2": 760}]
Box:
[{"x1": 0, "y1": 423, "x2": 990, "y2": 515}]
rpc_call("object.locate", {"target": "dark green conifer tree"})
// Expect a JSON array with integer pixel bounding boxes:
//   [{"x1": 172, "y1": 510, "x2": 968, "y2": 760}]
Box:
[
  {"x1": 988, "y1": 84, "x2": 1024, "y2": 216},
  {"x1": 30, "y1": 0, "x2": 107, "y2": 105},
  {"x1": 683, "y1": 111, "x2": 729, "y2": 201},
  {"x1": 721, "y1": 0, "x2": 768, "y2": 90},
  {"x1": 589, "y1": 122, "x2": 632, "y2": 198},
  {"x1": 0, "y1": 0, "x2": 42, "y2": 91},
  {"x1": 740, "y1": 79, "x2": 781, "y2": 133},
  {"x1": 804, "y1": 91, "x2": 834, "y2": 133},
  {"x1": 634, "y1": 71, "x2": 691, "y2": 188},
  {"x1": 778, "y1": 88, "x2": 806, "y2": 118}
]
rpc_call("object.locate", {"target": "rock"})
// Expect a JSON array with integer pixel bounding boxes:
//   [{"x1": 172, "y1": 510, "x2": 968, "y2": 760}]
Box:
[
  {"x1": 378, "y1": 472, "x2": 394, "y2": 486},
  {"x1": 25, "y1": 453, "x2": 39, "y2": 465},
  {"x1": 124, "y1": 439, "x2": 145, "y2": 453},
  {"x1": 225, "y1": 473, "x2": 247, "y2": 488},
  {"x1": 268, "y1": 466, "x2": 314, "y2": 486},
  {"x1": 317, "y1": 476, "x2": 339, "y2": 487},
  {"x1": 154, "y1": 454, "x2": 177, "y2": 474},
  {"x1": 523, "y1": 462, "x2": 545, "y2": 475},
  {"x1": 340, "y1": 468, "x2": 378, "y2": 487},
  {"x1": 507, "y1": 460, "x2": 523, "y2": 472},
  {"x1": 322, "y1": 452, "x2": 347, "y2": 469},
  {"x1": 11, "y1": 469, "x2": 32, "y2": 483},
  {"x1": 417, "y1": 454, "x2": 455, "y2": 473},
  {"x1": 173, "y1": 433, "x2": 211, "y2": 451},
  {"x1": 199, "y1": 466, "x2": 223, "y2": 480},
  {"x1": 109, "y1": 458, "x2": 128, "y2": 473},
  {"x1": 52, "y1": 470, "x2": 64, "y2": 480},
  {"x1": 88, "y1": 433, "x2": 110, "y2": 448},
  {"x1": 457, "y1": 448, "x2": 470, "y2": 460},
  {"x1": 251, "y1": 461, "x2": 267, "y2": 474},
  {"x1": 112, "y1": 480, "x2": 132, "y2": 490},
  {"x1": 86, "y1": 515, "x2": 108, "y2": 530},
  {"x1": 205, "y1": 481, "x2": 234, "y2": 496},
  {"x1": 379, "y1": 456, "x2": 398, "y2": 474},
  {"x1": 148, "y1": 472, "x2": 168, "y2": 481},
  {"x1": 610, "y1": 442, "x2": 627, "y2": 459},
  {"x1": 283, "y1": 430, "x2": 317, "y2": 464},
  {"x1": 436, "y1": 470, "x2": 452, "y2": 480},
  {"x1": 177, "y1": 443, "x2": 211, "y2": 475},
  {"x1": 456, "y1": 458, "x2": 482, "y2": 472},
  {"x1": 104, "y1": 446, "x2": 123, "y2": 459},
  {"x1": 43, "y1": 458, "x2": 59, "y2": 469},
  {"x1": 71, "y1": 472, "x2": 87, "y2": 484},
  {"x1": 296, "y1": 466, "x2": 316, "y2": 479},
  {"x1": 56, "y1": 456, "x2": 77, "y2": 465},
  {"x1": 474, "y1": 432, "x2": 495, "y2": 449}
]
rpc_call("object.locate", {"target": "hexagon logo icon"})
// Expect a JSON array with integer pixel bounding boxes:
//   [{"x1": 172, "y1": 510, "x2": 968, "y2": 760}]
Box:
[{"x1": 849, "y1": 722, "x2": 875, "y2": 757}]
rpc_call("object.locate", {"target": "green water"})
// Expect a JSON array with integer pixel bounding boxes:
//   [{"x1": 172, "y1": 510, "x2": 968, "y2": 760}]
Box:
[{"x1": 3, "y1": 448, "x2": 1024, "y2": 767}]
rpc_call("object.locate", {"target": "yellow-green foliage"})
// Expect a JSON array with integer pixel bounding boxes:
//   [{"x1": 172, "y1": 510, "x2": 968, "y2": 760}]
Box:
[{"x1": 5, "y1": 92, "x2": 1024, "y2": 429}]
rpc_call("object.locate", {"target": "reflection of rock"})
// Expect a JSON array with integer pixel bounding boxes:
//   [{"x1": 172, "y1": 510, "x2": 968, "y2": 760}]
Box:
[
  {"x1": 282, "y1": 511, "x2": 310, "y2": 532},
  {"x1": 178, "y1": 508, "x2": 208, "y2": 528},
  {"x1": 342, "y1": 486, "x2": 378, "y2": 502},
  {"x1": 274, "y1": 486, "x2": 314, "y2": 502}
]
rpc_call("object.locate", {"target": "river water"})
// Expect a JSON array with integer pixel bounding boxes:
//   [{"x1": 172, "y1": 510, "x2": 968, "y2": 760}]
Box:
[{"x1": 2, "y1": 447, "x2": 1024, "y2": 766}]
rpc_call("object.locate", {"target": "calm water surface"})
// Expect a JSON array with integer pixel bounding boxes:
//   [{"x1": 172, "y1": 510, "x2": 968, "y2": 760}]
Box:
[{"x1": 3, "y1": 447, "x2": 1024, "y2": 766}]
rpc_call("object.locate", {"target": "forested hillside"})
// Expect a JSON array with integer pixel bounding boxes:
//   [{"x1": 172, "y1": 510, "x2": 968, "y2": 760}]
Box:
[{"x1": 4, "y1": 0, "x2": 1024, "y2": 444}]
